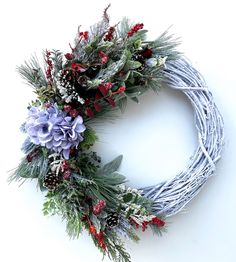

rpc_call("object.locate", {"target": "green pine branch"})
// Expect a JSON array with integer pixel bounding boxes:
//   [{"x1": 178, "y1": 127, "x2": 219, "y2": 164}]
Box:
[
  {"x1": 17, "y1": 55, "x2": 47, "y2": 88},
  {"x1": 105, "y1": 232, "x2": 132, "y2": 262},
  {"x1": 146, "y1": 29, "x2": 181, "y2": 60},
  {"x1": 9, "y1": 149, "x2": 49, "y2": 182},
  {"x1": 117, "y1": 17, "x2": 131, "y2": 39},
  {"x1": 49, "y1": 49, "x2": 64, "y2": 75},
  {"x1": 79, "y1": 127, "x2": 98, "y2": 150},
  {"x1": 96, "y1": 49, "x2": 130, "y2": 83}
]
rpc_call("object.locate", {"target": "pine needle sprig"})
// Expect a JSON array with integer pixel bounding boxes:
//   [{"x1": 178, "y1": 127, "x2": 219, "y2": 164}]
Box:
[
  {"x1": 146, "y1": 29, "x2": 181, "y2": 60},
  {"x1": 117, "y1": 17, "x2": 131, "y2": 39},
  {"x1": 49, "y1": 49, "x2": 64, "y2": 75},
  {"x1": 105, "y1": 232, "x2": 132, "y2": 262},
  {"x1": 17, "y1": 55, "x2": 47, "y2": 88}
]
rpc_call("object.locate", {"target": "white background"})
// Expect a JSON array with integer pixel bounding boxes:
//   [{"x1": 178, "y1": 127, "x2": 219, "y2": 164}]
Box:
[{"x1": 0, "y1": 0, "x2": 235, "y2": 261}]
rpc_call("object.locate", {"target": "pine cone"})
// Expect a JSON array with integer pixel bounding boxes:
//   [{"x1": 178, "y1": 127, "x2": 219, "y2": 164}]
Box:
[
  {"x1": 43, "y1": 172, "x2": 61, "y2": 191},
  {"x1": 57, "y1": 69, "x2": 96, "y2": 101},
  {"x1": 106, "y1": 212, "x2": 120, "y2": 228}
]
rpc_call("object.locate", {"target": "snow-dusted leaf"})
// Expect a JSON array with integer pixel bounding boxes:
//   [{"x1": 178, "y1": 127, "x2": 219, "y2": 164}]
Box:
[
  {"x1": 98, "y1": 155, "x2": 123, "y2": 176},
  {"x1": 97, "y1": 50, "x2": 130, "y2": 82},
  {"x1": 124, "y1": 60, "x2": 142, "y2": 71},
  {"x1": 90, "y1": 214, "x2": 101, "y2": 232},
  {"x1": 117, "y1": 97, "x2": 127, "y2": 113}
]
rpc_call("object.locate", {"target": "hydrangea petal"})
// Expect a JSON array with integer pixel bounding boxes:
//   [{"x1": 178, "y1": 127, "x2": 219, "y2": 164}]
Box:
[
  {"x1": 63, "y1": 149, "x2": 70, "y2": 159},
  {"x1": 26, "y1": 104, "x2": 86, "y2": 158}
]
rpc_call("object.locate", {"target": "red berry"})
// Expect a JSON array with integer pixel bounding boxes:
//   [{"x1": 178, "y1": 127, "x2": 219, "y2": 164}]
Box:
[
  {"x1": 104, "y1": 27, "x2": 115, "y2": 41},
  {"x1": 128, "y1": 30, "x2": 134, "y2": 37},
  {"x1": 127, "y1": 23, "x2": 144, "y2": 37},
  {"x1": 93, "y1": 200, "x2": 106, "y2": 215},
  {"x1": 83, "y1": 31, "x2": 89, "y2": 40},
  {"x1": 69, "y1": 109, "x2": 79, "y2": 118},
  {"x1": 93, "y1": 206, "x2": 101, "y2": 215},
  {"x1": 71, "y1": 63, "x2": 85, "y2": 72},
  {"x1": 89, "y1": 225, "x2": 97, "y2": 235},
  {"x1": 62, "y1": 160, "x2": 70, "y2": 171},
  {"x1": 142, "y1": 221, "x2": 149, "y2": 232},
  {"x1": 152, "y1": 217, "x2": 165, "y2": 227},
  {"x1": 99, "y1": 51, "x2": 108, "y2": 64},
  {"x1": 63, "y1": 170, "x2": 71, "y2": 180},
  {"x1": 80, "y1": 31, "x2": 89, "y2": 40},
  {"x1": 117, "y1": 86, "x2": 126, "y2": 94},
  {"x1": 98, "y1": 200, "x2": 106, "y2": 208},
  {"x1": 104, "y1": 82, "x2": 112, "y2": 89},
  {"x1": 101, "y1": 57, "x2": 108, "y2": 64},
  {"x1": 46, "y1": 50, "x2": 51, "y2": 56},
  {"x1": 64, "y1": 53, "x2": 74, "y2": 60}
]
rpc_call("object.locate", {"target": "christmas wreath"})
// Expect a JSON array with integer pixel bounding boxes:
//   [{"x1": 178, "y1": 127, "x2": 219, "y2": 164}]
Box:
[{"x1": 11, "y1": 5, "x2": 224, "y2": 262}]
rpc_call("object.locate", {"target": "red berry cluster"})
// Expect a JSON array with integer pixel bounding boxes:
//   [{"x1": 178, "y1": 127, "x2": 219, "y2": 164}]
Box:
[
  {"x1": 45, "y1": 50, "x2": 53, "y2": 85},
  {"x1": 79, "y1": 31, "x2": 89, "y2": 40},
  {"x1": 99, "y1": 51, "x2": 108, "y2": 64},
  {"x1": 93, "y1": 200, "x2": 106, "y2": 215},
  {"x1": 61, "y1": 160, "x2": 71, "y2": 180},
  {"x1": 130, "y1": 216, "x2": 165, "y2": 232},
  {"x1": 64, "y1": 53, "x2": 74, "y2": 60},
  {"x1": 127, "y1": 23, "x2": 144, "y2": 37},
  {"x1": 64, "y1": 104, "x2": 80, "y2": 118},
  {"x1": 104, "y1": 27, "x2": 115, "y2": 41},
  {"x1": 89, "y1": 226, "x2": 106, "y2": 251},
  {"x1": 141, "y1": 217, "x2": 165, "y2": 232},
  {"x1": 152, "y1": 217, "x2": 165, "y2": 227}
]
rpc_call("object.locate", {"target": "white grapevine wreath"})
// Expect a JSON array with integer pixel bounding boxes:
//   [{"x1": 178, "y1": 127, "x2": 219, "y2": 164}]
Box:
[
  {"x1": 141, "y1": 59, "x2": 224, "y2": 217},
  {"x1": 11, "y1": 5, "x2": 224, "y2": 262}
]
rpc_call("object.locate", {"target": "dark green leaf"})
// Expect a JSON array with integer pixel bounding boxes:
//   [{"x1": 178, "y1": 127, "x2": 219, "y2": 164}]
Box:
[
  {"x1": 80, "y1": 127, "x2": 98, "y2": 150},
  {"x1": 123, "y1": 193, "x2": 133, "y2": 203}
]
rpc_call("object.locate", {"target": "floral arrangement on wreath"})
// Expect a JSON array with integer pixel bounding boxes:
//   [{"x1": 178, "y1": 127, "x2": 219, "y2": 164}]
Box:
[{"x1": 11, "y1": 5, "x2": 181, "y2": 262}]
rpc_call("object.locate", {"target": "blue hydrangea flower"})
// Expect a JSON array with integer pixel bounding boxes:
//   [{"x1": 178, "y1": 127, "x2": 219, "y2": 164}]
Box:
[{"x1": 25, "y1": 104, "x2": 86, "y2": 159}]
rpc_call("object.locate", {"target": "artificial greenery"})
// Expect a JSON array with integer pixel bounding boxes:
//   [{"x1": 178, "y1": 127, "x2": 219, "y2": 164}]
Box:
[{"x1": 11, "y1": 5, "x2": 179, "y2": 262}]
